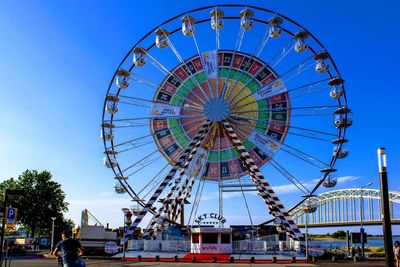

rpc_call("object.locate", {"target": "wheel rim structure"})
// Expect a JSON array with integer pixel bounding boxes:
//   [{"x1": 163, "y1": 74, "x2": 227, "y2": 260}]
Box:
[{"x1": 101, "y1": 5, "x2": 350, "y2": 240}]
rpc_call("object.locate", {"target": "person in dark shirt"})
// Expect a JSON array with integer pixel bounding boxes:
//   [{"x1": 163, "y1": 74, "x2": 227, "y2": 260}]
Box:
[{"x1": 53, "y1": 230, "x2": 85, "y2": 267}]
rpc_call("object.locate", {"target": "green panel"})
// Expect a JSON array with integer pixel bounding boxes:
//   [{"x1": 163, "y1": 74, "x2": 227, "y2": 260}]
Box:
[
  {"x1": 258, "y1": 111, "x2": 270, "y2": 119},
  {"x1": 183, "y1": 78, "x2": 195, "y2": 89},
  {"x1": 257, "y1": 99, "x2": 269, "y2": 110},
  {"x1": 219, "y1": 68, "x2": 228, "y2": 77},
  {"x1": 247, "y1": 80, "x2": 260, "y2": 93},
  {"x1": 171, "y1": 96, "x2": 183, "y2": 106},
  {"x1": 168, "y1": 118, "x2": 179, "y2": 128},
  {"x1": 195, "y1": 72, "x2": 207, "y2": 82},
  {"x1": 207, "y1": 149, "x2": 236, "y2": 162},
  {"x1": 243, "y1": 139, "x2": 254, "y2": 152},
  {"x1": 240, "y1": 73, "x2": 251, "y2": 84},
  {"x1": 228, "y1": 69, "x2": 240, "y2": 79}
]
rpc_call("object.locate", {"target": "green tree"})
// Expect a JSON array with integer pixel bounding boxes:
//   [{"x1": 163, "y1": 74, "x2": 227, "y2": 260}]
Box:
[
  {"x1": 331, "y1": 230, "x2": 346, "y2": 239},
  {"x1": 0, "y1": 170, "x2": 69, "y2": 237}
]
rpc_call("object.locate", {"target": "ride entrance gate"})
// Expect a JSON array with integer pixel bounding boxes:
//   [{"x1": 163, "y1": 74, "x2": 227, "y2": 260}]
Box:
[{"x1": 191, "y1": 228, "x2": 232, "y2": 254}]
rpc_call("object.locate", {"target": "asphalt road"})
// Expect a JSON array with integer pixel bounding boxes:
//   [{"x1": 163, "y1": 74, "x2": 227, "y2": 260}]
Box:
[{"x1": 4, "y1": 258, "x2": 388, "y2": 267}]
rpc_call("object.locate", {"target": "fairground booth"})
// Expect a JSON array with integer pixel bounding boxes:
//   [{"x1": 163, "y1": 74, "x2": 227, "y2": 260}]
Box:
[{"x1": 191, "y1": 227, "x2": 232, "y2": 254}]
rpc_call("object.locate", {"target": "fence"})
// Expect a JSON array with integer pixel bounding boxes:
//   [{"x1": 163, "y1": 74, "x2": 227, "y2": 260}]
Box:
[{"x1": 127, "y1": 240, "x2": 190, "y2": 252}]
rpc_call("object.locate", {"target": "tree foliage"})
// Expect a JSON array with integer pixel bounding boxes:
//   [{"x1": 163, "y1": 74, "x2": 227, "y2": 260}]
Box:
[
  {"x1": 331, "y1": 230, "x2": 347, "y2": 239},
  {"x1": 0, "y1": 170, "x2": 70, "y2": 237}
]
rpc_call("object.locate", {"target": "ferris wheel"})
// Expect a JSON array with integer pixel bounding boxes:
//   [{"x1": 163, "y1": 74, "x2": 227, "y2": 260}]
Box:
[{"x1": 101, "y1": 5, "x2": 351, "y2": 240}]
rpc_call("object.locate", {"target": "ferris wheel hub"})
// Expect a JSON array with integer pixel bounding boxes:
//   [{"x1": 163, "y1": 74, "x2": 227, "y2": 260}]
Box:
[{"x1": 203, "y1": 97, "x2": 230, "y2": 122}]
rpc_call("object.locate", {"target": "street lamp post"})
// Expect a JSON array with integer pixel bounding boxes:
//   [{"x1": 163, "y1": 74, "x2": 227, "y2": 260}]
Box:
[
  {"x1": 360, "y1": 182, "x2": 372, "y2": 259},
  {"x1": 50, "y1": 217, "x2": 56, "y2": 253},
  {"x1": 377, "y1": 148, "x2": 394, "y2": 267}
]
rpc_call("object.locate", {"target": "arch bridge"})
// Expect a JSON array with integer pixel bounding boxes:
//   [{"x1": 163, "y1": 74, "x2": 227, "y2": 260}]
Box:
[{"x1": 290, "y1": 188, "x2": 400, "y2": 228}]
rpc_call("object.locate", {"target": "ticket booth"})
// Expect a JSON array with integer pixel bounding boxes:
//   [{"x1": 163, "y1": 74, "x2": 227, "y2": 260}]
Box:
[{"x1": 190, "y1": 228, "x2": 232, "y2": 254}]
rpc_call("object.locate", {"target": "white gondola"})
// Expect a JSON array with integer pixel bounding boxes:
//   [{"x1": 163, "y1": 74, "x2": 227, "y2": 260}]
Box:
[
  {"x1": 105, "y1": 95, "x2": 119, "y2": 115},
  {"x1": 114, "y1": 182, "x2": 126, "y2": 194},
  {"x1": 315, "y1": 51, "x2": 329, "y2": 73},
  {"x1": 333, "y1": 107, "x2": 353, "y2": 128},
  {"x1": 210, "y1": 9, "x2": 224, "y2": 30},
  {"x1": 240, "y1": 9, "x2": 254, "y2": 31},
  {"x1": 104, "y1": 157, "x2": 117, "y2": 168},
  {"x1": 104, "y1": 149, "x2": 118, "y2": 156},
  {"x1": 115, "y1": 173, "x2": 127, "y2": 180},
  {"x1": 276, "y1": 224, "x2": 287, "y2": 233},
  {"x1": 106, "y1": 103, "x2": 118, "y2": 114},
  {"x1": 132, "y1": 205, "x2": 142, "y2": 215},
  {"x1": 323, "y1": 175, "x2": 337, "y2": 188},
  {"x1": 328, "y1": 77, "x2": 344, "y2": 99},
  {"x1": 133, "y1": 47, "x2": 147, "y2": 66},
  {"x1": 333, "y1": 145, "x2": 349, "y2": 158},
  {"x1": 294, "y1": 31, "x2": 308, "y2": 53},
  {"x1": 116, "y1": 69, "x2": 130, "y2": 89},
  {"x1": 303, "y1": 203, "x2": 317, "y2": 213},
  {"x1": 155, "y1": 28, "x2": 169, "y2": 49},
  {"x1": 102, "y1": 122, "x2": 115, "y2": 129},
  {"x1": 101, "y1": 129, "x2": 114, "y2": 141},
  {"x1": 268, "y1": 17, "x2": 283, "y2": 38},
  {"x1": 181, "y1": 16, "x2": 195, "y2": 36}
]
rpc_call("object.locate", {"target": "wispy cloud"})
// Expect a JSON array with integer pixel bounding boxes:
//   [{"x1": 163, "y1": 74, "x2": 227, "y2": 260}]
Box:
[{"x1": 337, "y1": 176, "x2": 359, "y2": 183}]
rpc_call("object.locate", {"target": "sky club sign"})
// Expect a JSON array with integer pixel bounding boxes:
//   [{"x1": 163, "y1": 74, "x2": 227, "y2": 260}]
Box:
[{"x1": 195, "y1": 213, "x2": 226, "y2": 225}]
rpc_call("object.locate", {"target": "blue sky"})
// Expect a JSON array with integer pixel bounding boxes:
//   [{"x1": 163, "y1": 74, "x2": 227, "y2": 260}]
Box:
[{"x1": 1, "y1": 0, "x2": 399, "y2": 235}]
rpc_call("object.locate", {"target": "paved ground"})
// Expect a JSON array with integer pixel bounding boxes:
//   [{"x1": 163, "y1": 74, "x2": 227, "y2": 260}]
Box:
[{"x1": 4, "y1": 258, "x2": 388, "y2": 267}]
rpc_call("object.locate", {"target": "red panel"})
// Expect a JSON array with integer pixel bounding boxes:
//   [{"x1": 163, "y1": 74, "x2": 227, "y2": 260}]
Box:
[
  {"x1": 233, "y1": 55, "x2": 244, "y2": 69},
  {"x1": 192, "y1": 57, "x2": 203, "y2": 71},
  {"x1": 175, "y1": 67, "x2": 189, "y2": 81},
  {"x1": 248, "y1": 61, "x2": 263, "y2": 76}
]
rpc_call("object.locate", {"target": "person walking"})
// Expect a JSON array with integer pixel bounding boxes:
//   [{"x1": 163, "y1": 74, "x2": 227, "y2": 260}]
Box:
[
  {"x1": 394, "y1": 241, "x2": 400, "y2": 267},
  {"x1": 53, "y1": 230, "x2": 85, "y2": 267}
]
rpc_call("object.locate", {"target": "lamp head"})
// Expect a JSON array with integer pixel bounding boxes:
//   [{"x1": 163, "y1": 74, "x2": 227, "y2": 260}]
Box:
[{"x1": 377, "y1": 147, "x2": 387, "y2": 172}]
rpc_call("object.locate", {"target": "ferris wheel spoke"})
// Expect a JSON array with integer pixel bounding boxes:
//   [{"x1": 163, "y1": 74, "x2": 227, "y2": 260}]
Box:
[
  {"x1": 228, "y1": 116, "x2": 337, "y2": 137},
  {"x1": 116, "y1": 141, "x2": 154, "y2": 154},
  {"x1": 122, "y1": 74, "x2": 204, "y2": 110},
  {"x1": 231, "y1": 105, "x2": 337, "y2": 116},
  {"x1": 128, "y1": 121, "x2": 212, "y2": 231},
  {"x1": 125, "y1": 155, "x2": 164, "y2": 179},
  {"x1": 107, "y1": 134, "x2": 153, "y2": 149},
  {"x1": 228, "y1": 55, "x2": 315, "y2": 107},
  {"x1": 221, "y1": 119, "x2": 303, "y2": 241},
  {"x1": 147, "y1": 124, "x2": 213, "y2": 231},
  {"x1": 230, "y1": 78, "x2": 330, "y2": 111},
  {"x1": 121, "y1": 149, "x2": 161, "y2": 173},
  {"x1": 188, "y1": 177, "x2": 206, "y2": 226},
  {"x1": 269, "y1": 159, "x2": 310, "y2": 195},
  {"x1": 223, "y1": 22, "x2": 293, "y2": 101},
  {"x1": 186, "y1": 19, "x2": 215, "y2": 99},
  {"x1": 223, "y1": 38, "x2": 294, "y2": 102},
  {"x1": 137, "y1": 162, "x2": 171, "y2": 197},
  {"x1": 220, "y1": 27, "x2": 245, "y2": 98},
  {"x1": 270, "y1": 43, "x2": 295, "y2": 69},
  {"x1": 164, "y1": 35, "x2": 211, "y2": 102},
  {"x1": 146, "y1": 52, "x2": 208, "y2": 105},
  {"x1": 227, "y1": 118, "x2": 331, "y2": 168},
  {"x1": 138, "y1": 149, "x2": 186, "y2": 199},
  {"x1": 230, "y1": 116, "x2": 334, "y2": 142},
  {"x1": 213, "y1": 8, "x2": 222, "y2": 97},
  {"x1": 221, "y1": 128, "x2": 256, "y2": 227},
  {"x1": 280, "y1": 143, "x2": 330, "y2": 168}
]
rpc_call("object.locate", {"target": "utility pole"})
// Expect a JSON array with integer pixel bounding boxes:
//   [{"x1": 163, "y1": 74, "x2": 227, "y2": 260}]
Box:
[
  {"x1": 377, "y1": 148, "x2": 394, "y2": 267},
  {"x1": 360, "y1": 182, "x2": 372, "y2": 258}
]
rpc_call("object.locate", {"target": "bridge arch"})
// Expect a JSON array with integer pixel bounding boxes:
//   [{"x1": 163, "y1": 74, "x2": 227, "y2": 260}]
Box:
[{"x1": 290, "y1": 188, "x2": 400, "y2": 227}]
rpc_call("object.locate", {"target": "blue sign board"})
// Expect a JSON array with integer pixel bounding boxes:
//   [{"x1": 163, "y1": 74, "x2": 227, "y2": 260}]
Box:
[{"x1": 6, "y1": 207, "x2": 17, "y2": 224}]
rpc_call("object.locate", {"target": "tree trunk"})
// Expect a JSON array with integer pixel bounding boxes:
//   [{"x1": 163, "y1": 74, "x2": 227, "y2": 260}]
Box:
[{"x1": 31, "y1": 225, "x2": 36, "y2": 238}]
